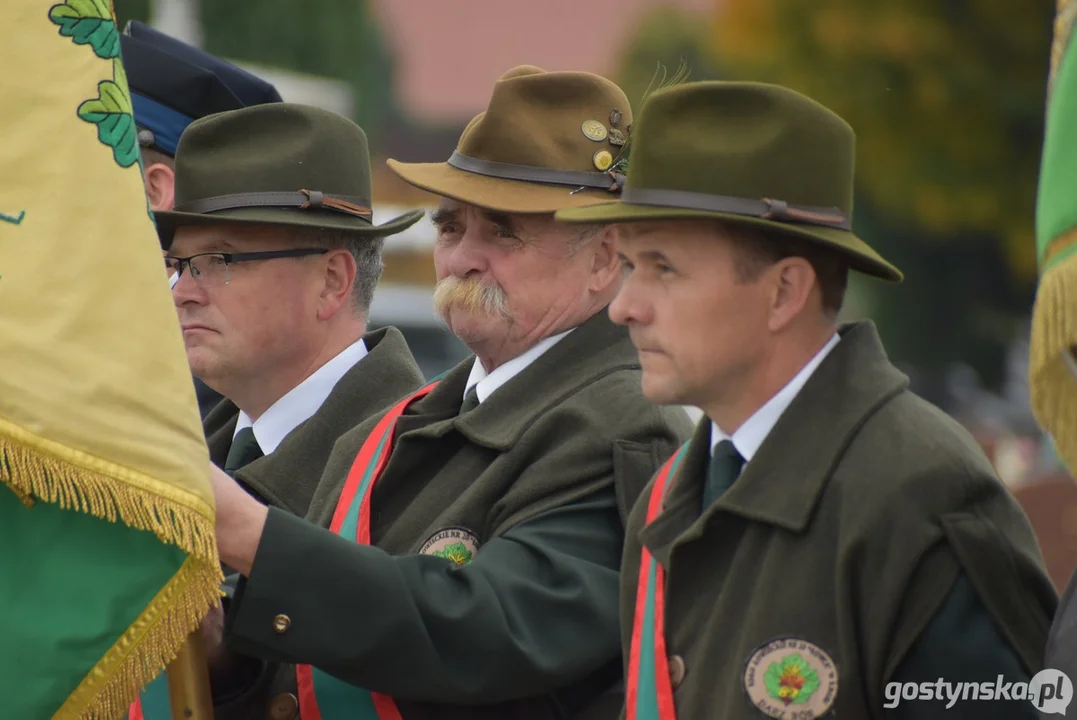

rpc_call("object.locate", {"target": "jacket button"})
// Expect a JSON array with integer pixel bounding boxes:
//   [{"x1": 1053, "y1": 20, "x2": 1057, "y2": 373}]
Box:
[
  {"x1": 267, "y1": 692, "x2": 298, "y2": 720},
  {"x1": 272, "y1": 613, "x2": 291, "y2": 634},
  {"x1": 669, "y1": 654, "x2": 687, "y2": 689}
]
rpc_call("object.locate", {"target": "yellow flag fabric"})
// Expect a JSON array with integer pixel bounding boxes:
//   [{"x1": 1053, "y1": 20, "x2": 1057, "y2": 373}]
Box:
[
  {"x1": 0, "y1": 1, "x2": 220, "y2": 717},
  {"x1": 1031, "y1": 0, "x2": 1077, "y2": 476}
]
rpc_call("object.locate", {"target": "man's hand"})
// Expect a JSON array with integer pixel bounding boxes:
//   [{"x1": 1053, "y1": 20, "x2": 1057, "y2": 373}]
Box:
[
  {"x1": 210, "y1": 462, "x2": 268, "y2": 577},
  {"x1": 201, "y1": 602, "x2": 225, "y2": 661},
  {"x1": 201, "y1": 601, "x2": 252, "y2": 696}
]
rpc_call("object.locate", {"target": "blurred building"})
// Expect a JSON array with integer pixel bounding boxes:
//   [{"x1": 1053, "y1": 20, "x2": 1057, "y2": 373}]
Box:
[{"x1": 370, "y1": 0, "x2": 714, "y2": 127}]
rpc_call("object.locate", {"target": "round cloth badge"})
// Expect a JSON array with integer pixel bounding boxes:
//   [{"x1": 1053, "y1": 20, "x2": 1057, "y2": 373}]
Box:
[
  {"x1": 743, "y1": 637, "x2": 838, "y2": 718},
  {"x1": 419, "y1": 527, "x2": 480, "y2": 566}
]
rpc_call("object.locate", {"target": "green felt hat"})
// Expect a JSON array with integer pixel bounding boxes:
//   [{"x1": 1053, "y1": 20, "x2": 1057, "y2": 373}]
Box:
[
  {"x1": 155, "y1": 103, "x2": 424, "y2": 249},
  {"x1": 555, "y1": 81, "x2": 902, "y2": 282}
]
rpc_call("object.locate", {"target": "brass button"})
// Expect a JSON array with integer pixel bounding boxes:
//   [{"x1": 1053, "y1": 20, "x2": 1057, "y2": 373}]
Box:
[
  {"x1": 267, "y1": 692, "x2": 298, "y2": 720},
  {"x1": 669, "y1": 654, "x2": 687, "y2": 689},
  {"x1": 272, "y1": 613, "x2": 291, "y2": 634}
]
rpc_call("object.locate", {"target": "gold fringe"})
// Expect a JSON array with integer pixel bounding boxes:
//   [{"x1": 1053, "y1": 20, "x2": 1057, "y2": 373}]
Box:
[
  {"x1": 55, "y1": 554, "x2": 223, "y2": 720},
  {"x1": 0, "y1": 426, "x2": 223, "y2": 719},
  {"x1": 1029, "y1": 244, "x2": 1077, "y2": 478},
  {"x1": 0, "y1": 431, "x2": 216, "y2": 563}
]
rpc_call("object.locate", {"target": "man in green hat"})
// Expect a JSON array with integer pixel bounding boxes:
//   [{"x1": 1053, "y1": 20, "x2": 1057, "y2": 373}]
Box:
[
  {"x1": 160, "y1": 102, "x2": 427, "y2": 518},
  {"x1": 557, "y1": 81, "x2": 1057, "y2": 719},
  {"x1": 200, "y1": 66, "x2": 693, "y2": 719}
]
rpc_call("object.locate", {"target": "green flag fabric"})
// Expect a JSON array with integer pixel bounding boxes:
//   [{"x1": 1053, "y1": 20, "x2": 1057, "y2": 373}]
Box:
[
  {"x1": 0, "y1": 1, "x2": 221, "y2": 717},
  {"x1": 1031, "y1": 0, "x2": 1077, "y2": 477}
]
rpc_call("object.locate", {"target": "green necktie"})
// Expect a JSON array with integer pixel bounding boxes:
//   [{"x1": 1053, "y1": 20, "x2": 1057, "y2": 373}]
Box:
[
  {"x1": 460, "y1": 386, "x2": 480, "y2": 414},
  {"x1": 224, "y1": 426, "x2": 263, "y2": 476},
  {"x1": 702, "y1": 439, "x2": 744, "y2": 511}
]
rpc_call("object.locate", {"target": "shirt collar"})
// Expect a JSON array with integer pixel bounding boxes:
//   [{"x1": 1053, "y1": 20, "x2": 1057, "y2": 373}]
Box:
[
  {"x1": 464, "y1": 328, "x2": 575, "y2": 404},
  {"x1": 234, "y1": 337, "x2": 368, "y2": 454},
  {"x1": 711, "y1": 333, "x2": 841, "y2": 461}
]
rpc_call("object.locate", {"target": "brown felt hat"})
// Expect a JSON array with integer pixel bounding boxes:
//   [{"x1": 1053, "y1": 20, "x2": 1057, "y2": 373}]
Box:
[
  {"x1": 556, "y1": 81, "x2": 902, "y2": 282},
  {"x1": 155, "y1": 103, "x2": 424, "y2": 249},
  {"x1": 387, "y1": 65, "x2": 633, "y2": 214}
]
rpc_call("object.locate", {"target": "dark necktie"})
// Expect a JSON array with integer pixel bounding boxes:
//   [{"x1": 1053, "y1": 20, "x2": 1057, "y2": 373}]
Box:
[
  {"x1": 460, "y1": 386, "x2": 480, "y2": 414},
  {"x1": 702, "y1": 439, "x2": 745, "y2": 511},
  {"x1": 224, "y1": 426, "x2": 263, "y2": 476}
]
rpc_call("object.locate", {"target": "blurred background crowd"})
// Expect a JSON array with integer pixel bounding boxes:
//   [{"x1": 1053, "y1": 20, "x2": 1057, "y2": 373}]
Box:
[{"x1": 117, "y1": 0, "x2": 1077, "y2": 590}]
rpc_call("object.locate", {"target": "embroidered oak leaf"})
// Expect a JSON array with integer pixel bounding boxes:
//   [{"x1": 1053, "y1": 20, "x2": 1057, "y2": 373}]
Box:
[
  {"x1": 49, "y1": 0, "x2": 119, "y2": 59},
  {"x1": 431, "y1": 542, "x2": 473, "y2": 566},
  {"x1": 77, "y1": 60, "x2": 138, "y2": 168},
  {"x1": 763, "y1": 653, "x2": 820, "y2": 705}
]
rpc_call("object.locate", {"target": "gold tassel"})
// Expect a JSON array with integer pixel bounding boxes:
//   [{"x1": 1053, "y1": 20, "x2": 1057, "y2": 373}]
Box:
[
  {"x1": 0, "y1": 425, "x2": 223, "y2": 719},
  {"x1": 55, "y1": 555, "x2": 223, "y2": 720},
  {"x1": 1029, "y1": 235, "x2": 1077, "y2": 478},
  {"x1": 0, "y1": 427, "x2": 217, "y2": 563}
]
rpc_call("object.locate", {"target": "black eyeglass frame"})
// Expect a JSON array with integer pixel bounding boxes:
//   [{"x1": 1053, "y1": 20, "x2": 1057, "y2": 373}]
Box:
[{"x1": 165, "y1": 248, "x2": 329, "y2": 280}]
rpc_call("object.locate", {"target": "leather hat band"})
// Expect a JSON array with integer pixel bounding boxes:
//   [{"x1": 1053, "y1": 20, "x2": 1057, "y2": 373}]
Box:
[
  {"x1": 447, "y1": 151, "x2": 624, "y2": 192},
  {"x1": 175, "y1": 189, "x2": 373, "y2": 220},
  {"x1": 620, "y1": 187, "x2": 851, "y2": 230}
]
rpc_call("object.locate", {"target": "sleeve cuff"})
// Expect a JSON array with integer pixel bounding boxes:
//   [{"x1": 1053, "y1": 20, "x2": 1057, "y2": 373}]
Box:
[{"x1": 224, "y1": 505, "x2": 383, "y2": 663}]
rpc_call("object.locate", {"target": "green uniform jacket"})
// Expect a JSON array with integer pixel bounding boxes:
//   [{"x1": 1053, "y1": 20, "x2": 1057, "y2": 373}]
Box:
[
  {"x1": 219, "y1": 311, "x2": 694, "y2": 720},
  {"x1": 620, "y1": 321, "x2": 1057, "y2": 719},
  {"x1": 202, "y1": 327, "x2": 426, "y2": 517}
]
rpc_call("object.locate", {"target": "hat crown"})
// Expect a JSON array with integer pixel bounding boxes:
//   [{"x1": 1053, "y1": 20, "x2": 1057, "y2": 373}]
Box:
[
  {"x1": 172, "y1": 103, "x2": 373, "y2": 208},
  {"x1": 455, "y1": 66, "x2": 632, "y2": 174},
  {"x1": 626, "y1": 82, "x2": 855, "y2": 214}
]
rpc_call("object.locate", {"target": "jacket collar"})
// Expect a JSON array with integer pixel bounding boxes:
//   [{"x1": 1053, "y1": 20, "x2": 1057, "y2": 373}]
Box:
[
  {"x1": 396, "y1": 310, "x2": 640, "y2": 451},
  {"x1": 203, "y1": 327, "x2": 425, "y2": 513}
]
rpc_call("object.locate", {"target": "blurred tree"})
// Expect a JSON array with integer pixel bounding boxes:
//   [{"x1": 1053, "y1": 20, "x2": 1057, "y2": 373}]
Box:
[
  {"x1": 713, "y1": 0, "x2": 1054, "y2": 281},
  {"x1": 615, "y1": 6, "x2": 724, "y2": 110},
  {"x1": 843, "y1": 197, "x2": 1030, "y2": 400},
  {"x1": 198, "y1": 0, "x2": 396, "y2": 140}
]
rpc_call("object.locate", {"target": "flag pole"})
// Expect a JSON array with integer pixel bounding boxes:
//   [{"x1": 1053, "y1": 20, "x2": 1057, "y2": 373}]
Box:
[{"x1": 166, "y1": 631, "x2": 214, "y2": 718}]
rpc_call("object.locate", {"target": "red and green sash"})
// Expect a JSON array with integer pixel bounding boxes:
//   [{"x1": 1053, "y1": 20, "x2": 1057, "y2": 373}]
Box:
[
  {"x1": 625, "y1": 442, "x2": 689, "y2": 720},
  {"x1": 128, "y1": 379, "x2": 440, "y2": 720},
  {"x1": 296, "y1": 379, "x2": 440, "y2": 720}
]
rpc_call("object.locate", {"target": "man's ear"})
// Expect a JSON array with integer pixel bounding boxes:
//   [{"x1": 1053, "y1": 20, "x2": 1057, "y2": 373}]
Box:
[
  {"x1": 318, "y1": 248, "x2": 359, "y2": 321},
  {"x1": 588, "y1": 225, "x2": 621, "y2": 293},
  {"x1": 767, "y1": 256, "x2": 816, "y2": 333},
  {"x1": 144, "y1": 162, "x2": 175, "y2": 212}
]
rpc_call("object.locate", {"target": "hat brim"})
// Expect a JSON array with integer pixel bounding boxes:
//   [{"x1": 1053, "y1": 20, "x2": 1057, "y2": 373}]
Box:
[
  {"x1": 555, "y1": 201, "x2": 902, "y2": 283},
  {"x1": 387, "y1": 159, "x2": 620, "y2": 214},
  {"x1": 155, "y1": 206, "x2": 426, "y2": 249}
]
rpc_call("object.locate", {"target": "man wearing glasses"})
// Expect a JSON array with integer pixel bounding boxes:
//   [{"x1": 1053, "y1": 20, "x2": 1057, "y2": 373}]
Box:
[
  {"x1": 121, "y1": 21, "x2": 283, "y2": 419},
  {"x1": 160, "y1": 101, "x2": 426, "y2": 524}
]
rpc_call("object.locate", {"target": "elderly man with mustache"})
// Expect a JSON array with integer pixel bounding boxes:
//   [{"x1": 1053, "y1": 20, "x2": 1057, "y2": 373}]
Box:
[{"x1": 201, "y1": 65, "x2": 694, "y2": 720}]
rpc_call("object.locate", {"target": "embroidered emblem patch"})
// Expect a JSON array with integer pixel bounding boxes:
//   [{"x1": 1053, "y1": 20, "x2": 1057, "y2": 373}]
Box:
[
  {"x1": 419, "y1": 527, "x2": 479, "y2": 566},
  {"x1": 743, "y1": 637, "x2": 838, "y2": 718}
]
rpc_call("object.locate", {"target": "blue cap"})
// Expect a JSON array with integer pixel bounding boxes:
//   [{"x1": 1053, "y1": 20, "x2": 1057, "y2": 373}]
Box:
[{"x1": 120, "y1": 21, "x2": 283, "y2": 156}]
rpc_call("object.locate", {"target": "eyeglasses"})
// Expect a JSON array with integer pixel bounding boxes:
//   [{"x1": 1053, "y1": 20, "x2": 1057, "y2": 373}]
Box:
[{"x1": 165, "y1": 249, "x2": 329, "y2": 288}]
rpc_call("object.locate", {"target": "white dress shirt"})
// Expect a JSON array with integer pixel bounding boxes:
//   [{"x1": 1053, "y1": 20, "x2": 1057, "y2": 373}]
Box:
[
  {"x1": 463, "y1": 329, "x2": 574, "y2": 405},
  {"x1": 234, "y1": 337, "x2": 368, "y2": 454},
  {"x1": 711, "y1": 333, "x2": 841, "y2": 462}
]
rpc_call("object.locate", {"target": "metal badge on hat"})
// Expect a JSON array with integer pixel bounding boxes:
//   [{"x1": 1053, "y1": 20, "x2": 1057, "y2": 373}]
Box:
[
  {"x1": 581, "y1": 119, "x2": 608, "y2": 142},
  {"x1": 568, "y1": 110, "x2": 632, "y2": 193}
]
